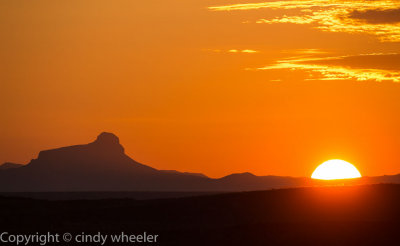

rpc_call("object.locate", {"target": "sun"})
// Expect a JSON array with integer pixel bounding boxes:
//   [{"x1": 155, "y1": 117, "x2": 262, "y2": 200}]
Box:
[{"x1": 311, "y1": 159, "x2": 362, "y2": 180}]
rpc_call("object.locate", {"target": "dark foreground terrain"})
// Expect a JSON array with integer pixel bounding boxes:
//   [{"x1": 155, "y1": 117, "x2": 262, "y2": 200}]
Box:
[{"x1": 1, "y1": 184, "x2": 400, "y2": 246}]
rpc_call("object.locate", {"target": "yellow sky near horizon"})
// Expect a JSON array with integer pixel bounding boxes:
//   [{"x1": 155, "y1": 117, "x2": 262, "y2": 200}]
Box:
[{"x1": 1, "y1": 0, "x2": 400, "y2": 178}]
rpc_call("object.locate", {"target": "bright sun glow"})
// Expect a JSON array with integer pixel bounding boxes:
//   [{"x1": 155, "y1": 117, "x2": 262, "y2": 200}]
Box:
[{"x1": 311, "y1": 159, "x2": 362, "y2": 180}]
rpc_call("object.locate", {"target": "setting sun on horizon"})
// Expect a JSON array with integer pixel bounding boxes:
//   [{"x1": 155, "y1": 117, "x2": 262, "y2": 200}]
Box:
[{"x1": 311, "y1": 159, "x2": 362, "y2": 180}]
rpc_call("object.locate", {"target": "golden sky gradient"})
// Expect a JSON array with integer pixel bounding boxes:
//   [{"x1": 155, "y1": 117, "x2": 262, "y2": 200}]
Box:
[{"x1": 1, "y1": 0, "x2": 400, "y2": 178}]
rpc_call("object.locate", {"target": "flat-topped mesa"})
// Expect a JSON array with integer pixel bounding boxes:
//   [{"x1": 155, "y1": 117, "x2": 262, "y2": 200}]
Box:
[
  {"x1": 91, "y1": 132, "x2": 125, "y2": 154},
  {"x1": 34, "y1": 132, "x2": 125, "y2": 164},
  {"x1": 94, "y1": 132, "x2": 120, "y2": 145}
]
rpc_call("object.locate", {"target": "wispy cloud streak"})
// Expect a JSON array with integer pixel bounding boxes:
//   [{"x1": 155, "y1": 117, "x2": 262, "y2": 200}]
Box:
[{"x1": 252, "y1": 53, "x2": 400, "y2": 82}]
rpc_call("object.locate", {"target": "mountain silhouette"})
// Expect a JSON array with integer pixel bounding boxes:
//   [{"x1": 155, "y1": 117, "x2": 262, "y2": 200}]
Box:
[
  {"x1": 0, "y1": 132, "x2": 211, "y2": 191},
  {"x1": 0, "y1": 132, "x2": 399, "y2": 192}
]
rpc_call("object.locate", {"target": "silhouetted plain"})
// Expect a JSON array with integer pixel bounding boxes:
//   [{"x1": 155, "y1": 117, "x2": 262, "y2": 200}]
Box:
[{"x1": 1, "y1": 184, "x2": 400, "y2": 245}]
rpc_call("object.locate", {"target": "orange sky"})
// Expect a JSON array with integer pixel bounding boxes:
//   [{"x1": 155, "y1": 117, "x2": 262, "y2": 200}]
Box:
[{"x1": 1, "y1": 0, "x2": 400, "y2": 178}]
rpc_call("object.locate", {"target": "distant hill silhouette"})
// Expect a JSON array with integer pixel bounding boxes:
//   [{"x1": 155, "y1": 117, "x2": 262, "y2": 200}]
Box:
[
  {"x1": 0, "y1": 132, "x2": 399, "y2": 192},
  {"x1": 0, "y1": 162, "x2": 23, "y2": 170},
  {"x1": 160, "y1": 170, "x2": 209, "y2": 178}
]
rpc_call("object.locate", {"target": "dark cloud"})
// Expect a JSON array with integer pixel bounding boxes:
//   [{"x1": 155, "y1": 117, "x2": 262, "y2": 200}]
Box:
[{"x1": 349, "y1": 9, "x2": 400, "y2": 24}]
